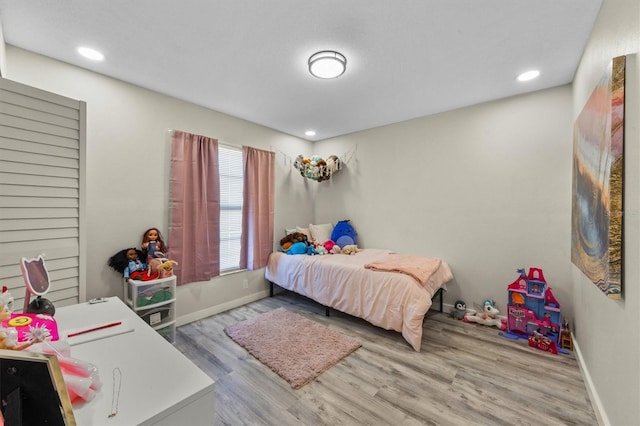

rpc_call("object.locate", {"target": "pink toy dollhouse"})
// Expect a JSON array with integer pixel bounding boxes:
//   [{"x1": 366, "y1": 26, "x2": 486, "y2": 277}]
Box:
[{"x1": 506, "y1": 267, "x2": 562, "y2": 353}]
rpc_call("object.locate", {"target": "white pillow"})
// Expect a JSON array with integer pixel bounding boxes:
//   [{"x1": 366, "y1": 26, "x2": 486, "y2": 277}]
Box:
[
  {"x1": 295, "y1": 226, "x2": 312, "y2": 241},
  {"x1": 285, "y1": 228, "x2": 297, "y2": 235},
  {"x1": 309, "y1": 223, "x2": 333, "y2": 243}
]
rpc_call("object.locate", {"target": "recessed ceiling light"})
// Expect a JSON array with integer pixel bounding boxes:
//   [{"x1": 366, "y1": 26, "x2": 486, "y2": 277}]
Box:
[
  {"x1": 517, "y1": 70, "x2": 540, "y2": 82},
  {"x1": 308, "y1": 51, "x2": 346, "y2": 79},
  {"x1": 305, "y1": 130, "x2": 316, "y2": 137},
  {"x1": 77, "y1": 46, "x2": 105, "y2": 61}
]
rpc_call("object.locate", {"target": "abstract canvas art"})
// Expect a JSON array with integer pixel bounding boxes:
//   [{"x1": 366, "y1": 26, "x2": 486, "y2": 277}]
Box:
[{"x1": 571, "y1": 56, "x2": 626, "y2": 299}]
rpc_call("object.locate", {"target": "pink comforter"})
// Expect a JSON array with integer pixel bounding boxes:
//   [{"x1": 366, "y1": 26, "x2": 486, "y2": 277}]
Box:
[
  {"x1": 265, "y1": 249, "x2": 453, "y2": 351},
  {"x1": 364, "y1": 253, "x2": 442, "y2": 285}
]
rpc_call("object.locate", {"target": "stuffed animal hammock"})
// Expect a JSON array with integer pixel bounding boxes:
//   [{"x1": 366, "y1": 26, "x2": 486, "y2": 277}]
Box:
[{"x1": 293, "y1": 154, "x2": 342, "y2": 182}]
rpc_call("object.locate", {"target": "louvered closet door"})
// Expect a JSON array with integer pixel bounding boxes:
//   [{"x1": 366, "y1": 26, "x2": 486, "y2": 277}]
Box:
[{"x1": 0, "y1": 77, "x2": 86, "y2": 309}]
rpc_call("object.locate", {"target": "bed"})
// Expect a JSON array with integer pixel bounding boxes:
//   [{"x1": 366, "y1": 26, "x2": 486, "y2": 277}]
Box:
[{"x1": 264, "y1": 248, "x2": 454, "y2": 351}]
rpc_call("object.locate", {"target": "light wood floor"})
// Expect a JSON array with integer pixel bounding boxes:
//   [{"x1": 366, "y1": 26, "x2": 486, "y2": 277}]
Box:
[{"x1": 174, "y1": 290, "x2": 598, "y2": 426}]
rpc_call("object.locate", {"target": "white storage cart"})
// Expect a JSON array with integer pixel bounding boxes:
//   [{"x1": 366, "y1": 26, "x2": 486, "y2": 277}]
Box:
[{"x1": 123, "y1": 275, "x2": 176, "y2": 343}]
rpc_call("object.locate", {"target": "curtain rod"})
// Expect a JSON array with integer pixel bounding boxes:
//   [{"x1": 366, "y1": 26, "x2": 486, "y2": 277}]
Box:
[{"x1": 167, "y1": 129, "x2": 241, "y2": 149}]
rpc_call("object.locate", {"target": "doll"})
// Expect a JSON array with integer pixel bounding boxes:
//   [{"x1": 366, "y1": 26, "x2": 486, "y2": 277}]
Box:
[
  {"x1": 108, "y1": 248, "x2": 147, "y2": 280},
  {"x1": 141, "y1": 227, "x2": 168, "y2": 260}
]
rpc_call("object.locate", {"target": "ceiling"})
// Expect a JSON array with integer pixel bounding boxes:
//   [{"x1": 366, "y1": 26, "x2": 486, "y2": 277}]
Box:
[{"x1": 0, "y1": 1, "x2": 602, "y2": 141}]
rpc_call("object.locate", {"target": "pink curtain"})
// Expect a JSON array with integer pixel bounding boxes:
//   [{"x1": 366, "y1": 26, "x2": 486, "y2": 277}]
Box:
[
  {"x1": 169, "y1": 131, "x2": 220, "y2": 285},
  {"x1": 240, "y1": 146, "x2": 275, "y2": 270}
]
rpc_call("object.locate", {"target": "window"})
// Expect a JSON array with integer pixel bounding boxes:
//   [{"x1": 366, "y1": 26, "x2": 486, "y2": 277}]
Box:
[{"x1": 219, "y1": 145, "x2": 243, "y2": 271}]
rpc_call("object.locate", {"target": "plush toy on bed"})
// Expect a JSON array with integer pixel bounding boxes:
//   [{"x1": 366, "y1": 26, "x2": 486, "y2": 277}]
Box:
[
  {"x1": 323, "y1": 240, "x2": 336, "y2": 253},
  {"x1": 279, "y1": 232, "x2": 308, "y2": 252},
  {"x1": 286, "y1": 241, "x2": 309, "y2": 255},
  {"x1": 341, "y1": 244, "x2": 360, "y2": 255},
  {"x1": 331, "y1": 220, "x2": 357, "y2": 247}
]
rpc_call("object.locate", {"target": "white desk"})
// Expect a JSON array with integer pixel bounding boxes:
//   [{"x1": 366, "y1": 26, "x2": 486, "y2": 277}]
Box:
[{"x1": 54, "y1": 297, "x2": 215, "y2": 425}]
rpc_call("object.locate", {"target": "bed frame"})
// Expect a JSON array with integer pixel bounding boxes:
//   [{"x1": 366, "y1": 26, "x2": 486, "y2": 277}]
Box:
[
  {"x1": 265, "y1": 249, "x2": 453, "y2": 351},
  {"x1": 269, "y1": 281, "x2": 444, "y2": 316}
]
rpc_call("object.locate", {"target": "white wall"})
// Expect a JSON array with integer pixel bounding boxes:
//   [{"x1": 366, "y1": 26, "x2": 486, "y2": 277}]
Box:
[
  {"x1": 571, "y1": 0, "x2": 640, "y2": 424},
  {"x1": 4, "y1": 46, "x2": 315, "y2": 320},
  {"x1": 316, "y1": 86, "x2": 575, "y2": 318}
]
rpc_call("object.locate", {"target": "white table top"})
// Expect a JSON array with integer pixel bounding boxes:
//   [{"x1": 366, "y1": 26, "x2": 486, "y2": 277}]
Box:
[{"x1": 54, "y1": 297, "x2": 215, "y2": 426}]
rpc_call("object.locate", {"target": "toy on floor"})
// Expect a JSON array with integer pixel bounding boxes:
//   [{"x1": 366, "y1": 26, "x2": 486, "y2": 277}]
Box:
[
  {"x1": 501, "y1": 267, "x2": 567, "y2": 355},
  {"x1": 560, "y1": 317, "x2": 573, "y2": 351},
  {"x1": 449, "y1": 300, "x2": 467, "y2": 320},
  {"x1": 463, "y1": 299, "x2": 507, "y2": 330},
  {"x1": 528, "y1": 329, "x2": 558, "y2": 354}
]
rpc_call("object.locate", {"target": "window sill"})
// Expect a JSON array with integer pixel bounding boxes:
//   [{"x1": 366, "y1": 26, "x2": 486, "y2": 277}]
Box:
[{"x1": 220, "y1": 268, "x2": 247, "y2": 277}]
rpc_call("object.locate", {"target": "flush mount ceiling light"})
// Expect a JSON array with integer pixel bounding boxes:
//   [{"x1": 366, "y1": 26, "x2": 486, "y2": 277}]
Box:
[
  {"x1": 77, "y1": 46, "x2": 105, "y2": 61},
  {"x1": 308, "y1": 51, "x2": 346, "y2": 79},
  {"x1": 517, "y1": 70, "x2": 540, "y2": 82}
]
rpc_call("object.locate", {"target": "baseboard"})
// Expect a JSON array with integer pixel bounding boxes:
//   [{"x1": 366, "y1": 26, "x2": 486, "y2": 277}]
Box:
[
  {"x1": 441, "y1": 302, "x2": 454, "y2": 312},
  {"x1": 431, "y1": 302, "x2": 455, "y2": 313},
  {"x1": 572, "y1": 336, "x2": 608, "y2": 426},
  {"x1": 175, "y1": 290, "x2": 270, "y2": 327}
]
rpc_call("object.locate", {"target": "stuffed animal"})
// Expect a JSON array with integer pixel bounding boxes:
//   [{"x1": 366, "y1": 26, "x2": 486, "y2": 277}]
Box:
[
  {"x1": 449, "y1": 300, "x2": 467, "y2": 320},
  {"x1": 463, "y1": 299, "x2": 507, "y2": 330},
  {"x1": 323, "y1": 240, "x2": 336, "y2": 253},
  {"x1": 304, "y1": 156, "x2": 323, "y2": 180},
  {"x1": 280, "y1": 232, "x2": 308, "y2": 251},
  {"x1": 325, "y1": 155, "x2": 341, "y2": 175},
  {"x1": 331, "y1": 220, "x2": 357, "y2": 246},
  {"x1": 315, "y1": 246, "x2": 327, "y2": 255},
  {"x1": 286, "y1": 241, "x2": 309, "y2": 255},
  {"x1": 146, "y1": 257, "x2": 163, "y2": 280},
  {"x1": 293, "y1": 155, "x2": 305, "y2": 176},
  {"x1": 341, "y1": 244, "x2": 360, "y2": 255},
  {"x1": 156, "y1": 259, "x2": 178, "y2": 278}
]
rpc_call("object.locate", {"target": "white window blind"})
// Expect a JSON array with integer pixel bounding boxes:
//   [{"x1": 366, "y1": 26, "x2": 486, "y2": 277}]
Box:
[{"x1": 219, "y1": 145, "x2": 243, "y2": 271}]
